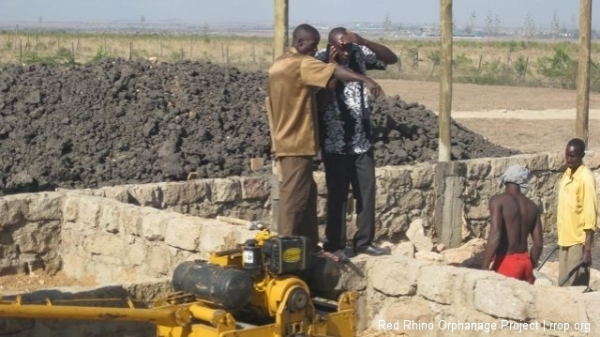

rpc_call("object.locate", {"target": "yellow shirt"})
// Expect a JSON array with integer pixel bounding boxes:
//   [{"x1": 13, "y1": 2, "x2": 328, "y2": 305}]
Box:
[
  {"x1": 557, "y1": 164, "x2": 598, "y2": 246},
  {"x1": 267, "y1": 47, "x2": 336, "y2": 156}
]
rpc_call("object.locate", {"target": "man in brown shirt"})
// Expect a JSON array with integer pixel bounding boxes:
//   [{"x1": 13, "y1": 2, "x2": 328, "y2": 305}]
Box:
[{"x1": 267, "y1": 24, "x2": 382, "y2": 254}]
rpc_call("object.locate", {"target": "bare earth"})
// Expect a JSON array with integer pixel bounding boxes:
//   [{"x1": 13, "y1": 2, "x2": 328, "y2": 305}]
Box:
[
  {"x1": 379, "y1": 79, "x2": 600, "y2": 153},
  {"x1": 0, "y1": 80, "x2": 597, "y2": 335}
]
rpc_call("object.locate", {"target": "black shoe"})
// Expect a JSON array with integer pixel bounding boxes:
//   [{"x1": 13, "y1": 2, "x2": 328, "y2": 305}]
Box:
[{"x1": 355, "y1": 244, "x2": 390, "y2": 256}]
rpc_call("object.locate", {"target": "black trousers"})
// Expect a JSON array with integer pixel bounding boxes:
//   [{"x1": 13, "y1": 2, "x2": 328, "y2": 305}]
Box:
[{"x1": 322, "y1": 150, "x2": 376, "y2": 251}]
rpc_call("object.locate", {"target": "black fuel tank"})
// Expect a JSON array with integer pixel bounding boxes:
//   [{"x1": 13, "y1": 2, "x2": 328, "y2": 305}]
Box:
[{"x1": 172, "y1": 261, "x2": 254, "y2": 309}]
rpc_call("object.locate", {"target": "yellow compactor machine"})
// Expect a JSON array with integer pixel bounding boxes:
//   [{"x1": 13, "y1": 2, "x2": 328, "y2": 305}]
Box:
[{"x1": 0, "y1": 229, "x2": 357, "y2": 337}]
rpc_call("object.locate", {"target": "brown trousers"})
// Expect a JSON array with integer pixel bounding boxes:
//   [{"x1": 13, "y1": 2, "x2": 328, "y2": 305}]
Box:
[
  {"x1": 277, "y1": 156, "x2": 319, "y2": 252},
  {"x1": 558, "y1": 244, "x2": 589, "y2": 286}
]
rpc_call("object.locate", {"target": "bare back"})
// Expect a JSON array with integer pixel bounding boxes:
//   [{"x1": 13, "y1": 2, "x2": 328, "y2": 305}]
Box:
[{"x1": 490, "y1": 192, "x2": 539, "y2": 255}]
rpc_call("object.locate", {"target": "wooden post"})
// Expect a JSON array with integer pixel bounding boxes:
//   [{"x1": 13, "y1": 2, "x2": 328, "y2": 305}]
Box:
[
  {"x1": 273, "y1": 0, "x2": 289, "y2": 59},
  {"x1": 129, "y1": 41, "x2": 133, "y2": 60},
  {"x1": 576, "y1": 0, "x2": 592, "y2": 146},
  {"x1": 439, "y1": 0, "x2": 453, "y2": 162}
]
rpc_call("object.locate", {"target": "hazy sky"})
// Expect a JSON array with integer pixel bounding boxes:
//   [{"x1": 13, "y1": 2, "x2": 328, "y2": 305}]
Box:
[{"x1": 0, "y1": 0, "x2": 598, "y2": 29}]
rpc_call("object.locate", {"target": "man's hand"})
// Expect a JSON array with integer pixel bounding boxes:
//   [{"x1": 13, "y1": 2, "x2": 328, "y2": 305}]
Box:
[
  {"x1": 365, "y1": 78, "x2": 383, "y2": 97},
  {"x1": 341, "y1": 30, "x2": 367, "y2": 46},
  {"x1": 327, "y1": 45, "x2": 338, "y2": 64}
]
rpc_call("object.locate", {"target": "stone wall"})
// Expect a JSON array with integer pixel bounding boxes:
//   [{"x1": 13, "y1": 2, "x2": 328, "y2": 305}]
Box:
[
  {"x1": 1, "y1": 180, "x2": 600, "y2": 336},
  {"x1": 60, "y1": 151, "x2": 600, "y2": 246},
  {"x1": 344, "y1": 255, "x2": 598, "y2": 337},
  {"x1": 0, "y1": 193, "x2": 62, "y2": 275},
  {"x1": 0, "y1": 191, "x2": 256, "y2": 284}
]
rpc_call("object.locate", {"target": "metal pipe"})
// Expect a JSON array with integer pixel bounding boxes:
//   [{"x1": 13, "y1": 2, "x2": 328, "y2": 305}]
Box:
[{"x1": 0, "y1": 304, "x2": 180, "y2": 326}]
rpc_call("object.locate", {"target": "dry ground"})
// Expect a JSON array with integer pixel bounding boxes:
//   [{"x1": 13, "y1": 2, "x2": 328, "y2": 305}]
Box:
[
  {"x1": 379, "y1": 79, "x2": 600, "y2": 153},
  {"x1": 0, "y1": 79, "x2": 597, "y2": 336}
]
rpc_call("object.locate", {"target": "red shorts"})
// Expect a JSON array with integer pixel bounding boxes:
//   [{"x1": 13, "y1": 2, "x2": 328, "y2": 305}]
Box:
[{"x1": 492, "y1": 252, "x2": 534, "y2": 284}]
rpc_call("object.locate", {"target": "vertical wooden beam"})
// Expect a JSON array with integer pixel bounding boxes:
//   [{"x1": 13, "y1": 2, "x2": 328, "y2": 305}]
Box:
[
  {"x1": 576, "y1": 0, "x2": 592, "y2": 146},
  {"x1": 439, "y1": 0, "x2": 453, "y2": 162},
  {"x1": 273, "y1": 0, "x2": 289, "y2": 59}
]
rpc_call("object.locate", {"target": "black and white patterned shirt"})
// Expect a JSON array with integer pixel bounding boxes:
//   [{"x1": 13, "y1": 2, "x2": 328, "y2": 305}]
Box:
[{"x1": 315, "y1": 44, "x2": 386, "y2": 155}]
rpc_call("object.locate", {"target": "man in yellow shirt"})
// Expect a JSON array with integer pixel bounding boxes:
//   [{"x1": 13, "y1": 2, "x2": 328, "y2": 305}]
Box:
[
  {"x1": 556, "y1": 138, "x2": 598, "y2": 286},
  {"x1": 267, "y1": 24, "x2": 382, "y2": 254}
]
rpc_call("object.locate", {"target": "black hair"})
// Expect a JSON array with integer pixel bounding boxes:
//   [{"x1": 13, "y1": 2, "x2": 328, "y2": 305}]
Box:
[
  {"x1": 328, "y1": 27, "x2": 346, "y2": 44},
  {"x1": 293, "y1": 24, "x2": 319, "y2": 41},
  {"x1": 567, "y1": 138, "x2": 585, "y2": 155}
]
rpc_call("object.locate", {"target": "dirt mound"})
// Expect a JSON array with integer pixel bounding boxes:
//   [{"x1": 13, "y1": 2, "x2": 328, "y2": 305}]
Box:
[{"x1": 0, "y1": 59, "x2": 517, "y2": 195}]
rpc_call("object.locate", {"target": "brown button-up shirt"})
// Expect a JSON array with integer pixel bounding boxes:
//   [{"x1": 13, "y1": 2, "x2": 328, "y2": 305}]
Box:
[{"x1": 267, "y1": 47, "x2": 336, "y2": 157}]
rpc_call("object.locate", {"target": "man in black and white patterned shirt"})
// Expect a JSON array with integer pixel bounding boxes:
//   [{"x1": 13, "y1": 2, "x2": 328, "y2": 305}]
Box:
[{"x1": 315, "y1": 27, "x2": 398, "y2": 258}]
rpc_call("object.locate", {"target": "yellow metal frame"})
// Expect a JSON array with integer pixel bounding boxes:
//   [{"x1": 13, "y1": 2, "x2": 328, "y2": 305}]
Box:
[{"x1": 0, "y1": 229, "x2": 358, "y2": 337}]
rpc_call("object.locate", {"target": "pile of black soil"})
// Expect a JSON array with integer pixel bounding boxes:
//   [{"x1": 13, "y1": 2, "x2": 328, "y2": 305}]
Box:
[{"x1": 0, "y1": 59, "x2": 518, "y2": 195}]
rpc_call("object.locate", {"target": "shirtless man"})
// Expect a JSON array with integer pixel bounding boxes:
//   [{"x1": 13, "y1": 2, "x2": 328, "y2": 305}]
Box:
[{"x1": 481, "y1": 165, "x2": 543, "y2": 284}]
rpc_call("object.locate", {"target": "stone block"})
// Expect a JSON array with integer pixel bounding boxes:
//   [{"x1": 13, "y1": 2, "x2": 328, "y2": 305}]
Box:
[
  {"x1": 370, "y1": 256, "x2": 425, "y2": 296},
  {"x1": 75, "y1": 197, "x2": 101, "y2": 229},
  {"x1": 547, "y1": 152, "x2": 565, "y2": 171},
  {"x1": 136, "y1": 210, "x2": 168, "y2": 241},
  {"x1": 474, "y1": 278, "x2": 535, "y2": 321},
  {"x1": 525, "y1": 153, "x2": 550, "y2": 171},
  {"x1": 146, "y1": 245, "x2": 171, "y2": 277},
  {"x1": 418, "y1": 265, "x2": 471, "y2": 305},
  {"x1": 129, "y1": 185, "x2": 163, "y2": 207},
  {"x1": 314, "y1": 172, "x2": 326, "y2": 195},
  {"x1": 586, "y1": 152, "x2": 600, "y2": 170},
  {"x1": 196, "y1": 219, "x2": 255, "y2": 255},
  {"x1": 24, "y1": 192, "x2": 62, "y2": 221},
  {"x1": 161, "y1": 181, "x2": 208, "y2": 205},
  {"x1": 374, "y1": 298, "x2": 433, "y2": 336},
  {"x1": 99, "y1": 203, "x2": 121, "y2": 234},
  {"x1": 117, "y1": 205, "x2": 143, "y2": 237},
  {"x1": 0, "y1": 197, "x2": 28, "y2": 227},
  {"x1": 62, "y1": 197, "x2": 79, "y2": 222},
  {"x1": 210, "y1": 178, "x2": 240, "y2": 203},
  {"x1": 399, "y1": 190, "x2": 425, "y2": 211},
  {"x1": 336, "y1": 257, "x2": 368, "y2": 291},
  {"x1": 410, "y1": 165, "x2": 434, "y2": 188},
  {"x1": 86, "y1": 233, "x2": 126, "y2": 258},
  {"x1": 465, "y1": 201, "x2": 489, "y2": 220},
  {"x1": 387, "y1": 167, "x2": 412, "y2": 187},
  {"x1": 241, "y1": 176, "x2": 269, "y2": 200},
  {"x1": 583, "y1": 292, "x2": 600, "y2": 335},
  {"x1": 382, "y1": 214, "x2": 409, "y2": 237},
  {"x1": 440, "y1": 238, "x2": 486, "y2": 268},
  {"x1": 406, "y1": 219, "x2": 433, "y2": 253},
  {"x1": 415, "y1": 251, "x2": 445, "y2": 264},
  {"x1": 375, "y1": 193, "x2": 391, "y2": 212},
  {"x1": 13, "y1": 221, "x2": 60, "y2": 254},
  {"x1": 466, "y1": 158, "x2": 492, "y2": 180},
  {"x1": 125, "y1": 242, "x2": 147, "y2": 266},
  {"x1": 393, "y1": 241, "x2": 415, "y2": 258},
  {"x1": 101, "y1": 186, "x2": 132, "y2": 203},
  {"x1": 535, "y1": 286, "x2": 587, "y2": 325},
  {"x1": 164, "y1": 216, "x2": 202, "y2": 251}
]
